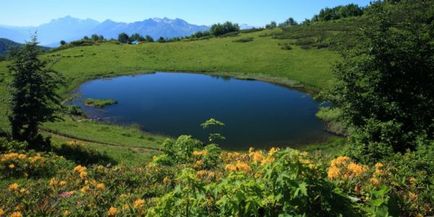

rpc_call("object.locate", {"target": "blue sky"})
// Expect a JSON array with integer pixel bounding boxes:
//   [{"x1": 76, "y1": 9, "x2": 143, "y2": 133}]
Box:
[{"x1": 1, "y1": 0, "x2": 372, "y2": 27}]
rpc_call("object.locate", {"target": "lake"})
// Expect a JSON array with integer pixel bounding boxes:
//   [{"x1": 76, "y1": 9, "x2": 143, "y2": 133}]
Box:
[{"x1": 73, "y1": 72, "x2": 329, "y2": 150}]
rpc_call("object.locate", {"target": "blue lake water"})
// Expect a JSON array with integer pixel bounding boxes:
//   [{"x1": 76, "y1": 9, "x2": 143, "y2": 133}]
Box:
[{"x1": 73, "y1": 72, "x2": 329, "y2": 150}]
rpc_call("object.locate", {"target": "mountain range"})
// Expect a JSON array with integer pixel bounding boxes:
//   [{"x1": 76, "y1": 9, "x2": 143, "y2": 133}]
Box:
[{"x1": 0, "y1": 16, "x2": 209, "y2": 47}]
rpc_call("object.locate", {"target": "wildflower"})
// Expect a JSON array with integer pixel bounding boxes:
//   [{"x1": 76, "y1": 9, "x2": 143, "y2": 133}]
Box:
[
  {"x1": 374, "y1": 162, "x2": 384, "y2": 175},
  {"x1": 409, "y1": 177, "x2": 417, "y2": 186},
  {"x1": 133, "y1": 199, "x2": 145, "y2": 209},
  {"x1": 250, "y1": 151, "x2": 264, "y2": 163},
  {"x1": 9, "y1": 164, "x2": 15, "y2": 169},
  {"x1": 327, "y1": 166, "x2": 340, "y2": 180},
  {"x1": 0, "y1": 208, "x2": 4, "y2": 216},
  {"x1": 192, "y1": 150, "x2": 208, "y2": 156},
  {"x1": 193, "y1": 160, "x2": 204, "y2": 168},
  {"x1": 19, "y1": 188, "x2": 29, "y2": 194},
  {"x1": 196, "y1": 170, "x2": 208, "y2": 179},
  {"x1": 268, "y1": 147, "x2": 279, "y2": 156},
  {"x1": 10, "y1": 212, "x2": 22, "y2": 217},
  {"x1": 49, "y1": 178, "x2": 59, "y2": 187},
  {"x1": 59, "y1": 181, "x2": 67, "y2": 186},
  {"x1": 80, "y1": 185, "x2": 90, "y2": 193},
  {"x1": 79, "y1": 171, "x2": 88, "y2": 179},
  {"x1": 162, "y1": 176, "x2": 171, "y2": 185},
  {"x1": 347, "y1": 162, "x2": 367, "y2": 177},
  {"x1": 408, "y1": 192, "x2": 418, "y2": 201},
  {"x1": 330, "y1": 156, "x2": 351, "y2": 167},
  {"x1": 73, "y1": 165, "x2": 87, "y2": 174},
  {"x1": 63, "y1": 210, "x2": 71, "y2": 216},
  {"x1": 108, "y1": 207, "x2": 118, "y2": 217},
  {"x1": 96, "y1": 183, "x2": 106, "y2": 191},
  {"x1": 236, "y1": 161, "x2": 251, "y2": 172},
  {"x1": 225, "y1": 164, "x2": 237, "y2": 172},
  {"x1": 370, "y1": 177, "x2": 380, "y2": 187},
  {"x1": 8, "y1": 183, "x2": 19, "y2": 191}
]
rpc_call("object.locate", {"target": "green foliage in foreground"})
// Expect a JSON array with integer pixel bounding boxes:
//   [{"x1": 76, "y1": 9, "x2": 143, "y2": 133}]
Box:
[
  {"x1": 0, "y1": 135, "x2": 433, "y2": 216},
  {"x1": 326, "y1": 0, "x2": 434, "y2": 162}
]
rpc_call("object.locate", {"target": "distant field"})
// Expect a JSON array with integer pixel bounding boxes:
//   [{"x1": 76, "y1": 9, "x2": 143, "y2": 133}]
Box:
[{"x1": 0, "y1": 29, "x2": 340, "y2": 160}]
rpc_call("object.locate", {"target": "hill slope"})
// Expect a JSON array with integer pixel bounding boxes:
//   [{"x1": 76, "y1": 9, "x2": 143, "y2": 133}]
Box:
[{"x1": 0, "y1": 38, "x2": 21, "y2": 56}]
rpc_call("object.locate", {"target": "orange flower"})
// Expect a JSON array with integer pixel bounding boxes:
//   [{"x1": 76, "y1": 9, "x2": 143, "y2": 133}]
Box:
[
  {"x1": 96, "y1": 183, "x2": 106, "y2": 191},
  {"x1": 73, "y1": 165, "x2": 87, "y2": 174},
  {"x1": 370, "y1": 177, "x2": 380, "y2": 186},
  {"x1": 327, "y1": 166, "x2": 340, "y2": 180},
  {"x1": 133, "y1": 199, "x2": 145, "y2": 209},
  {"x1": 10, "y1": 212, "x2": 22, "y2": 217},
  {"x1": 346, "y1": 162, "x2": 367, "y2": 177},
  {"x1": 79, "y1": 171, "x2": 88, "y2": 179},
  {"x1": 8, "y1": 183, "x2": 19, "y2": 191},
  {"x1": 108, "y1": 207, "x2": 118, "y2": 217}
]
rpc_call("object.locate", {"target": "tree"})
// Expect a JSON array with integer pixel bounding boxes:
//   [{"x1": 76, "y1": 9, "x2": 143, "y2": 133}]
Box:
[
  {"x1": 8, "y1": 37, "x2": 63, "y2": 148},
  {"x1": 145, "y1": 35, "x2": 154, "y2": 42},
  {"x1": 326, "y1": 0, "x2": 434, "y2": 161},
  {"x1": 265, "y1": 21, "x2": 277, "y2": 29},
  {"x1": 210, "y1": 22, "x2": 240, "y2": 36},
  {"x1": 60, "y1": 40, "x2": 66, "y2": 46},
  {"x1": 157, "y1": 37, "x2": 166, "y2": 43},
  {"x1": 91, "y1": 34, "x2": 100, "y2": 41},
  {"x1": 130, "y1": 33, "x2": 145, "y2": 42},
  {"x1": 279, "y1": 18, "x2": 298, "y2": 27},
  {"x1": 118, "y1": 33, "x2": 130, "y2": 44}
]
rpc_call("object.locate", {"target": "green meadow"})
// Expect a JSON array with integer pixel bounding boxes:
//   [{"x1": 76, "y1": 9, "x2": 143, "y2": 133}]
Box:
[{"x1": 0, "y1": 29, "x2": 340, "y2": 161}]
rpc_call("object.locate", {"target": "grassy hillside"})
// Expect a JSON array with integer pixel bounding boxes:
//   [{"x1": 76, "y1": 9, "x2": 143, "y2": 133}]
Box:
[{"x1": 0, "y1": 29, "x2": 340, "y2": 145}]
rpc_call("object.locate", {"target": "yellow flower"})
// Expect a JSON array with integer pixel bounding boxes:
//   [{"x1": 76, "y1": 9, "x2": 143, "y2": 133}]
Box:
[
  {"x1": 268, "y1": 147, "x2": 279, "y2": 156},
  {"x1": 347, "y1": 162, "x2": 367, "y2": 177},
  {"x1": 80, "y1": 185, "x2": 90, "y2": 193},
  {"x1": 196, "y1": 170, "x2": 208, "y2": 179},
  {"x1": 225, "y1": 164, "x2": 237, "y2": 172},
  {"x1": 19, "y1": 188, "x2": 29, "y2": 194},
  {"x1": 73, "y1": 165, "x2": 87, "y2": 174},
  {"x1": 79, "y1": 171, "x2": 88, "y2": 179},
  {"x1": 408, "y1": 192, "x2": 418, "y2": 201},
  {"x1": 8, "y1": 183, "x2": 19, "y2": 191},
  {"x1": 0, "y1": 208, "x2": 4, "y2": 216},
  {"x1": 49, "y1": 178, "x2": 59, "y2": 187},
  {"x1": 59, "y1": 181, "x2": 67, "y2": 186},
  {"x1": 192, "y1": 150, "x2": 208, "y2": 156},
  {"x1": 236, "y1": 161, "x2": 251, "y2": 172},
  {"x1": 133, "y1": 199, "x2": 145, "y2": 209},
  {"x1": 250, "y1": 151, "x2": 264, "y2": 163},
  {"x1": 9, "y1": 164, "x2": 15, "y2": 169},
  {"x1": 330, "y1": 156, "x2": 351, "y2": 167},
  {"x1": 409, "y1": 177, "x2": 417, "y2": 186},
  {"x1": 10, "y1": 211, "x2": 22, "y2": 217},
  {"x1": 370, "y1": 177, "x2": 380, "y2": 186},
  {"x1": 108, "y1": 207, "x2": 118, "y2": 217},
  {"x1": 96, "y1": 183, "x2": 106, "y2": 191},
  {"x1": 327, "y1": 166, "x2": 340, "y2": 180},
  {"x1": 63, "y1": 210, "x2": 71, "y2": 216}
]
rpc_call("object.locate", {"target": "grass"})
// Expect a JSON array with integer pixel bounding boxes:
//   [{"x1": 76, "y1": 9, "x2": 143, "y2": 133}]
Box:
[
  {"x1": 0, "y1": 29, "x2": 341, "y2": 164},
  {"x1": 84, "y1": 98, "x2": 118, "y2": 108}
]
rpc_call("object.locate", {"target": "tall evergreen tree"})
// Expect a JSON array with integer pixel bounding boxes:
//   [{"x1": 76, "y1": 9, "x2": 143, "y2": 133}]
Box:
[{"x1": 8, "y1": 37, "x2": 63, "y2": 147}]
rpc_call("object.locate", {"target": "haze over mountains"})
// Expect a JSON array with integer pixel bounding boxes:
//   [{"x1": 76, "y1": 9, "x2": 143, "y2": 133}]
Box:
[{"x1": 0, "y1": 16, "x2": 210, "y2": 47}]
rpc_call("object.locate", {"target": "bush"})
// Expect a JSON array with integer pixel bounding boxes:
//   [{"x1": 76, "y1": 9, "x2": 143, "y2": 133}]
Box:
[{"x1": 232, "y1": 37, "x2": 254, "y2": 43}]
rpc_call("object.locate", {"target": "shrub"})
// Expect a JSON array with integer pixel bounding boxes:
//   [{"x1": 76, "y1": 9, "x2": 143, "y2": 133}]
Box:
[{"x1": 232, "y1": 37, "x2": 254, "y2": 43}]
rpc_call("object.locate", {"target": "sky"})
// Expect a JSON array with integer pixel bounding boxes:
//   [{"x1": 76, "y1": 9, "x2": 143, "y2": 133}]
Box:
[{"x1": 1, "y1": 0, "x2": 372, "y2": 27}]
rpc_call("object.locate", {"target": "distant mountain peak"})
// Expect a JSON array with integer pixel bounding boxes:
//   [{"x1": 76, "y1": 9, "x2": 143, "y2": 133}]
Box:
[{"x1": 0, "y1": 16, "x2": 215, "y2": 46}]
